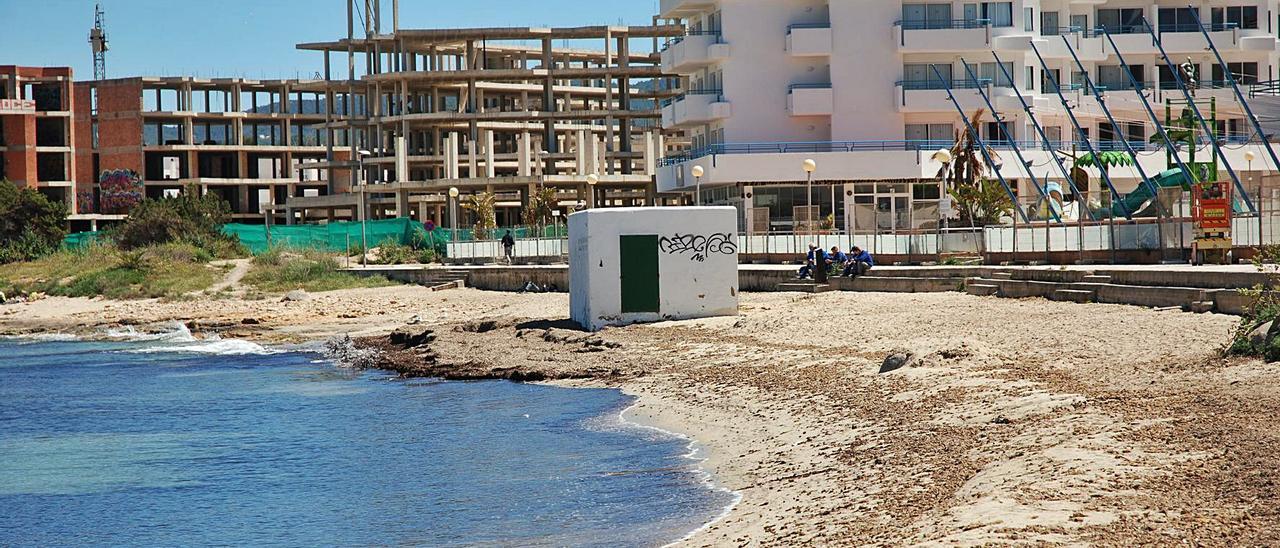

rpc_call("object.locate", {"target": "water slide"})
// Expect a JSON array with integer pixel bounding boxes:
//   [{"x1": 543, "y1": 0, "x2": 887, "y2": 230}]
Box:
[{"x1": 1109, "y1": 169, "x2": 1190, "y2": 218}]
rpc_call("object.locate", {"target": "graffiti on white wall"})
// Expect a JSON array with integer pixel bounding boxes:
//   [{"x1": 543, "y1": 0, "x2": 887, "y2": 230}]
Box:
[{"x1": 659, "y1": 233, "x2": 737, "y2": 262}]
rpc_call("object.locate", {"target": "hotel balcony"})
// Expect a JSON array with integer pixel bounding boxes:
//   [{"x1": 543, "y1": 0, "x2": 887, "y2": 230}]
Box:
[
  {"x1": 895, "y1": 19, "x2": 993, "y2": 53},
  {"x1": 788, "y1": 84, "x2": 833, "y2": 116},
  {"x1": 786, "y1": 24, "x2": 832, "y2": 57},
  {"x1": 661, "y1": 90, "x2": 731, "y2": 127},
  {"x1": 660, "y1": 32, "x2": 730, "y2": 73},
  {"x1": 1033, "y1": 29, "x2": 1106, "y2": 61},
  {"x1": 894, "y1": 78, "x2": 1021, "y2": 113}
]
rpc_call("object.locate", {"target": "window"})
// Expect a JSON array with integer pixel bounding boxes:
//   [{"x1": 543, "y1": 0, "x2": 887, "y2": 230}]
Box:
[
  {"x1": 1041, "y1": 11, "x2": 1060, "y2": 35},
  {"x1": 1213, "y1": 6, "x2": 1258, "y2": 30},
  {"x1": 1098, "y1": 65, "x2": 1144, "y2": 90},
  {"x1": 905, "y1": 123, "x2": 953, "y2": 142},
  {"x1": 903, "y1": 64, "x2": 952, "y2": 88},
  {"x1": 980, "y1": 62, "x2": 1014, "y2": 87},
  {"x1": 1025, "y1": 66, "x2": 1035, "y2": 91},
  {"x1": 981, "y1": 2, "x2": 1013, "y2": 27},
  {"x1": 1098, "y1": 8, "x2": 1145, "y2": 33},
  {"x1": 1042, "y1": 68, "x2": 1061, "y2": 93},
  {"x1": 984, "y1": 121, "x2": 1011, "y2": 143},
  {"x1": 1045, "y1": 126, "x2": 1062, "y2": 146},
  {"x1": 1158, "y1": 7, "x2": 1201, "y2": 32},
  {"x1": 1214, "y1": 62, "x2": 1259, "y2": 85},
  {"x1": 1024, "y1": 7, "x2": 1034, "y2": 31},
  {"x1": 1070, "y1": 14, "x2": 1088, "y2": 32},
  {"x1": 902, "y1": 4, "x2": 953, "y2": 29}
]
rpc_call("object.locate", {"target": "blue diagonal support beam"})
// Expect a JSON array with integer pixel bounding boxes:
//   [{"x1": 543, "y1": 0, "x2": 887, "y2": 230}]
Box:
[
  {"x1": 1029, "y1": 42, "x2": 1133, "y2": 219},
  {"x1": 1141, "y1": 15, "x2": 1254, "y2": 213},
  {"x1": 930, "y1": 64, "x2": 1030, "y2": 224},
  {"x1": 958, "y1": 58, "x2": 1059, "y2": 222},
  {"x1": 990, "y1": 51, "x2": 1095, "y2": 221},
  {"x1": 1059, "y1": 35, "x2": 1167, "y2": 218}
]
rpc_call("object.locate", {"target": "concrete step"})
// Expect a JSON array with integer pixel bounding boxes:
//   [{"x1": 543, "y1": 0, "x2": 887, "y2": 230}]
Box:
[
  {"x1": 1051, "y1": 289, "x2": 1096, "y2": 303},
  {"x1": 991, "y1": 271, "x2": 1014, "y2": 279},
  {"x1": 966, "y1": 283, "x2": 1000, "y2": 297},
  {"x1": 829, "y1": 276, "x2": 964, "y2": 293},
  {"x1": 429, "y1": 280, "x2": 464, "y2": 292},
  {"x1": 777, "y1": 282, "x2": 831, "y2": 293},
  {"x1": 1081, "y1": 275, "x2": 1113, "y2": 284},
  {"x1": 1189, "y1": 300, "x2": 1216, "y2": 313}
]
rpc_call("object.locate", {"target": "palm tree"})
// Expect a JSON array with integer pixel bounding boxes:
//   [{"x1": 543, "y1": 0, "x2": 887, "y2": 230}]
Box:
[
  {"x1": 463, "y1": 191, "x2": 498, "y2": 240},
  {"x1": 521, "y1": 186, "x2": 558, "y2": 237},
  {"x1": 935, "y1": 109, "x2": 1011, "y2": 226}
]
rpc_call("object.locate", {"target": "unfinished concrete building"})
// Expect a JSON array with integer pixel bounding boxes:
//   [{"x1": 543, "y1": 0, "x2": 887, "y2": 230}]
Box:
[
  {"x1": 281, "y1": 0, "x2": 685, "y2": 226},
  {"x1": 73, "y1": 76, "x2": 346, "y2": 225}
]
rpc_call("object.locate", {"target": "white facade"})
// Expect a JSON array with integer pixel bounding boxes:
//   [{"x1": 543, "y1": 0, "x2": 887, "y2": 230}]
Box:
[
  {"x1": 657, "y1": 0, "x2": 1280, "y2": 231},
  {"x1": 569, "y1": 207, "x2": 739, "y2": 331}
]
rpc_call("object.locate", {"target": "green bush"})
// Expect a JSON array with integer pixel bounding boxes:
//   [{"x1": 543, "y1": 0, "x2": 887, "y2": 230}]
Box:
[
  {"x1": 0, "y1": 179, "x2": 68, "y2": 264},
  {"x1": 112, "y1": 187, "x2": 245, "y2": 258},
  {"x1": 374, "y1": 238, "x2": 416, "y2": 265}
]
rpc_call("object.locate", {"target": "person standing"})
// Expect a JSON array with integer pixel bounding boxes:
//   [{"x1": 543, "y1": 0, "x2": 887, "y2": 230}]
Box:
[{"x1": 501, "y1": 230, "x2": 516, "y2": 264}]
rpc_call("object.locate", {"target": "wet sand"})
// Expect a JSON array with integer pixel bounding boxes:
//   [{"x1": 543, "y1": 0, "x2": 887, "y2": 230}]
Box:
[{"x1": 3, "y1": 287, "x2": 1277, "y2": 545}]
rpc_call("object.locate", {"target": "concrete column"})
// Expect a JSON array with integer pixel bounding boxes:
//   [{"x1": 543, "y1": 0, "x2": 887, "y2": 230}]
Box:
[
  {"x1": 484, "y1": 130, "x2": 496, "y2": 178},
  {"x1": 397, "y1": 189, "x2": 411, "y2": 218},
  {"x1": 518, "y1": 131, "x2": 531, "y2": 176},
  {"x1": 541, "y1": 37, "x2": 556, "y2": 172},
  {"x1": 618, "y1": 33, "x2": 633, "y2": 174}
]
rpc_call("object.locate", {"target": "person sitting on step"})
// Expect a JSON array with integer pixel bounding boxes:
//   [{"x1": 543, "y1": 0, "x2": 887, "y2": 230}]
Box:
[{"x1": 842, "y1": 246, "x2": 875, "y2": 278}]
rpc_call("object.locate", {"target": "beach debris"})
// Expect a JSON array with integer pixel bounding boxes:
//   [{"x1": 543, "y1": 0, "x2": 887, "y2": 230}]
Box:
[
  {"x1": 879, "y1": 351, "x2": 915, "y2": 374},
  {"x1": 0, "y1": 291, "x2": 6, "y2": 304},
  {"x1": 241, "y1": 317, "x2": 261, "y2": 325},
  {"x1": 991, "y1": 415, "x2": 1013, "y2": 425},
  {"x1": 407, "y1": 314, "x2": 422, "y2": 325},
  {"x1": 390, "y1": 327, "x2": 436, "y2": 348},
  {"x1": 322, "y1": 335, "x2": 381, "y2": 369},
  {"x1": 282, "y1": 289, "x2": 310, "y2": 302}
]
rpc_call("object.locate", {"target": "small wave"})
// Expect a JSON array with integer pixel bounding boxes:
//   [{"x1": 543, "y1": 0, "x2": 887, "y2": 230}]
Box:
[
  {"x1": 127, "y1": 335, "x2": 277, "y2": 356},
  {"x1": 2, "y1": 332, "x2": 81, "y2": 343},
  {"x1": 103, "y1": 321, "x2": 196, "y2": 343}
]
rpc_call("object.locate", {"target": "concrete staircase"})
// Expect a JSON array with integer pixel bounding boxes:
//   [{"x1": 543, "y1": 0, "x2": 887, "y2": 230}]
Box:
[
  {"x1": 961, "y1": 269, "x2": 1261, "y2": 314},
  {"x1": 421, "y1": 268, "x2": 470, "y2": 291}
]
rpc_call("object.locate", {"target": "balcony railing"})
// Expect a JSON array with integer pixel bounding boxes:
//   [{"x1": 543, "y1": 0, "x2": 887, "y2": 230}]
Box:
[
  {"x1": 789, "y1": 83, "x2": 833, "y2": 91},
  {"x1": 660, "y1": 88, "x2": 725, "y2": 107},
  {"x1": 896, "y1": 78, "x2": 993, "y2": 90},
  {"x1": 895, "y1": 18, "x2": 990, "y2": 30},
  {"x1": 661, "y1": 30, "x2": 722, "y2": 51},
  {"x1": 787, "y1": 23, "x2": 831, "y2": 32},
  {"x1": 1157, "y1": 22, "x2": 1238, "y2": 33}
]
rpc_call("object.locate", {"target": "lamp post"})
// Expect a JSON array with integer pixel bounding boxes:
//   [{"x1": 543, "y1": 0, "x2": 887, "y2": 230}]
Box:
[
  {"x1": 1247, "y1": 150, "x2": 1260, "y2": 246},
  {"x1": 932, "y1": 149, "x2": 953, "y2": 263},
  {"x1": 357, "y1": 149, "x2": 372, "y2": 265},
  {"x1": 448, "y1": 186, "x2": 460, "y2": 245},
  {"x1": 802, "y1": 159, "x2": 817, "y2": 234},
  {"x1": 586, "y1": 173, "x2": 599, "y2": 210},
  {"x1": 691, "y1": 165, "x2": 704, "y2": 206}
]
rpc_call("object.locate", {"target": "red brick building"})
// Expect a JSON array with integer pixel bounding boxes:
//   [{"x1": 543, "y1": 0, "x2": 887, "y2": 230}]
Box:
[{"x1": 0, "y1": 66, "x2": 80, "y2": 216}]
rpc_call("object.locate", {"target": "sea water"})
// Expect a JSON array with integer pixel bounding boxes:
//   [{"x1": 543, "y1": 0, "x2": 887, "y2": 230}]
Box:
[{"x1": 0, "y1": 333, "x2": 734, "y2": 547}]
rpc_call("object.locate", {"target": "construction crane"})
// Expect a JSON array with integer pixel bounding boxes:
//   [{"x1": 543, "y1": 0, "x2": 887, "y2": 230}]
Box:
[{"x1": 88, "y1": 3, "x2": 108, "y2": 81}]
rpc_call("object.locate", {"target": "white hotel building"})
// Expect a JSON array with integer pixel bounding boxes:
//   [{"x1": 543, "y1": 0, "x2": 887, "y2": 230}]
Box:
[{"x1": 655, "y1": 0, "x2": 1280, "y2": 234}]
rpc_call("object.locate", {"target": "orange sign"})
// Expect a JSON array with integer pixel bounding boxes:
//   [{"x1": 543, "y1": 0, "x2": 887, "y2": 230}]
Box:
[{"x1": 1195, "y1": 182, "x2": 1231, "y2": 231}]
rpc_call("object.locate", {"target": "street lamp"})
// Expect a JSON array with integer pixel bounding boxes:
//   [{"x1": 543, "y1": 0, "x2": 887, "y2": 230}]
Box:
[
  {"x1": 586, "y1": 173, "x2": 599, "y2": 209},
  {"x1": 691, "y1": 165, "x2": 705, "y2": 206},
  {"x1": 357, "y1": 149, "x2": 372, "y2": 265},
  {"x1": 448, "y1": 186, "x2": 460, "y2": 245},
  {"x1": 1246, "y1": 150, "x2": 1260, "y2": 243},
  {"x1": 802, "y1": 159, "x2": 817, "y2": 233}
]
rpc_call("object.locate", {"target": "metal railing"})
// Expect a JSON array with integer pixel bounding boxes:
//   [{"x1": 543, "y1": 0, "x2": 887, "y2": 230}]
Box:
[
  {"x1": 896, "y1": 78, "x2": 993, "y2": 90},
  {"x1": 661, "y1": 30, "x2": 723, "y2": 51},
  {"x1": 895, "y1": 18, "x2": 990, "y2": 30},
  {"x1": 660, "y1": 88, "x2": 725, "y2": 107},
  {"x1": 658, "y1": 139, "x2": 1185, "y2": 166},
  {"x1": 788, "y1": 83, "x2": 833, "y2": 91}
]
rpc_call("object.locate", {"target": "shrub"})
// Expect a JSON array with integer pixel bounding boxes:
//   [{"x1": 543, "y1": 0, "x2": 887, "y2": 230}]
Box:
[
  {"x1": 244, "y1": 249, "x2": 397, "y2": 293},
  {"x1": 112, "y1": 187, "x2": 244, "y2": 258},
  {"x1": 1227, "y1": 244, "x2": 1280, "y2": 359},
  {"x1": 374, "y1": 238, "x2": 416, "y2": 265},
  {"x1": 0, "y1": 179, "x2": 68, "y2": 264}
]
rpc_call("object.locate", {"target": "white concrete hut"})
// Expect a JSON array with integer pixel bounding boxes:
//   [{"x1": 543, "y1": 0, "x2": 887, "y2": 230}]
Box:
[{"x1": 568, "y1": 207, "x2": 740, "y2": 331}]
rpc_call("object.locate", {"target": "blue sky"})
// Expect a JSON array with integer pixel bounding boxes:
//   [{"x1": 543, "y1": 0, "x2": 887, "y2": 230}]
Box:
[{"x1": 0, "y1": 0, "x2": 660, "y2": 80}]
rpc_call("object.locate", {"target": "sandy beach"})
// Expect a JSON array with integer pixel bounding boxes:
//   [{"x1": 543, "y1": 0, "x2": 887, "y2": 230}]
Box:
[{"x1": 3, "y1": 286, "x2": 1277, "y2": 545}]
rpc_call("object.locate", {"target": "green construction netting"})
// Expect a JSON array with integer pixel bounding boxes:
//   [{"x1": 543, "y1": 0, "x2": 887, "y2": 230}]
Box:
[
  {"x1": 223, "y1": 218, "x2": 438, "y2": 255},
  {"x1": 63, "y1": 231, "x2": 106, "y2": 249},
  {"x1": 61, "y1": 218, "x2": 567, "y2": 256}
]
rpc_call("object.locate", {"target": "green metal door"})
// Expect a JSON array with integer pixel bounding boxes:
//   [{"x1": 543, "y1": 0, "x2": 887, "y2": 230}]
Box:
[{"x1": 619, "y1": 235, "x2": 660, "y2": 313}]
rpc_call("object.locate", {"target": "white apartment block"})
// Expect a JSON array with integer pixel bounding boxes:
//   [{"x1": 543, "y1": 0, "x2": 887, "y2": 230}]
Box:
[{"x1": 656, "y1": 0, "x2": 1280, "y2": 234}]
